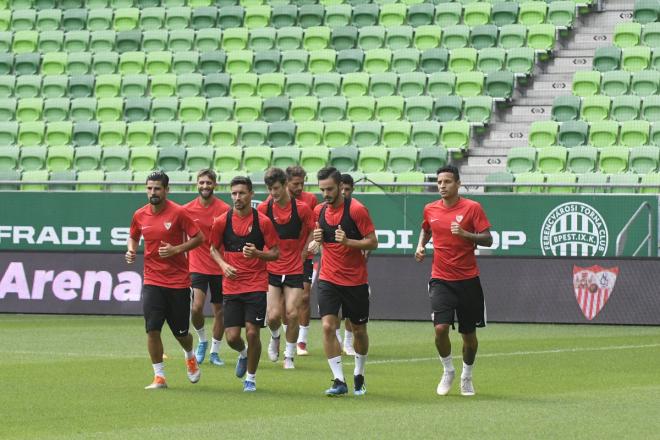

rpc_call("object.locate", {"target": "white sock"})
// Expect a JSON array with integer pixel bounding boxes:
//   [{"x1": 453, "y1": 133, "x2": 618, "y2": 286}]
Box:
[
  {"x1": 195, "y1": 326, "x2": 207, "y2": 343},
  {"x1": 246, "y1": 373, "x2": 256, "y2": 383},
  {"x1": 284, "y1": 342, "x2": 296, "y2": 359},
  {"x1": 211, "y1": 338, "x2": 222, "y2": 354},
  {"x1": 184, "y1": 350, "x2": 194, "y2": 360},
  {"x1": 327, "y1": 355, "x2": 344, "y2": 382},
  {"x1": 335, "y1": 329, "x2": 342, "y2": 344},
  {"x1": 344, "y1": 330, "x2": 353, "y2": 347},
  {"x1": 152, "y1": 362, "x2": 165, "y2": 378},
  {"x1": 298, "y1": 325, "x2": 309, "y2": 343},
  {"x1": 440, "y1": 355, "x2": 455, "y2": 373},
  {"x1": 462, "y1": 361, "x2": 474, "y2": 378},
  {"x1": 282, "y1": 324, "x2": 288, "y2": 333},
  {"x1": 354, "y1": 353, "x2": 367, "y2": 376},
  {"x1": 239, "y1": 348, "x2": 247, "y2": 359},
  {"x1": 270, "y1": 327, "x2": 280, "y2": 339}
]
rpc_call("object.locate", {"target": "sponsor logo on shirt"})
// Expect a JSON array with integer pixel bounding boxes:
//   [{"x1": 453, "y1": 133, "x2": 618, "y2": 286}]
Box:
[
  {"x1": 455, "y1": 215, "x2": 463, "y2": 223},
  {"x1": 164, "y1": 222, "x2": 172, "y2": 230}
]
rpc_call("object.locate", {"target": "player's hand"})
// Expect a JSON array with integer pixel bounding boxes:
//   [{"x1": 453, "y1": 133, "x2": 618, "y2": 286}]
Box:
[
  {"x1": 222, "y1": 263, "x2": 238, "y2": 279},
  {"x1": 158, "y1": 241, "x2": 178, "y2": 258},
  {"x1": 414, "y1": 245, "x2": 425, "y2": 262},
  {"x1": 450, "y1": 222, "x2": 465, "y2": 237},
  {"x1": 125, "y1": 249, "x2": 136, "y2": 264},
  {"x1": 313, "y1": 222, "x2": 323, "y2": 243},
  {"x1": 307, "y1": 240, "x2": 320, "y2": 255},
  {"x1": 335, "y1": 224, "x2": 347, "y2": 245},
  {"x1": 243, "y1": 242, "x2": 258, "y2": 259}
]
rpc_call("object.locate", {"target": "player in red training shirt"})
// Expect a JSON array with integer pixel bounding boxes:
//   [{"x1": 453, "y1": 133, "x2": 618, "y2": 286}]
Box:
[
  {"x1": 183, "y1": 169, "x2": 230, "y2": 367},
  {"x1": 285, "y1": 166, "x2": 319, "y2": 356},
  {"x1": 258, "y1": 168, "x2": 314, "y2": 369},
  {"x1": 209, "y1": 176, "x2": 279, "y2": 392},
  {"x1": 126, "y1": 171, "x2": 204, "y2": 390},
  {"x1": 415, "y1": 165, "x2": 493, "y2": 397},
  {"x1": 312, "y1": 167, "x2": 377, "y2": 397}
]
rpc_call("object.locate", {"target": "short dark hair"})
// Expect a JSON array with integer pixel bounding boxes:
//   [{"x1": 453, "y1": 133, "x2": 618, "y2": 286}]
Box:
[
  {"x1": 286, "y1": 166, "x2": 306, "y2": 180},
  {"x1": 317, "y1": 167, "x2": 341, "y2": 184},
  {"x1": 437, "y1": 165, "x2": 460, "y2": 182},
  {"x1": 264, "y1": 167, "x2": 287, "y2": 188},
  {"x1": 230, "y1": 176, "x2": 252, "y2": 192},
  {"x1": 196, "y1": 169, "x2": 217, "y2": 183},
  {"x1": 146, "y1": 170, "x2": 169, "y2": 187},
  {"x1": 340, "y1": 173, "x2": 354, "y2": 187}
]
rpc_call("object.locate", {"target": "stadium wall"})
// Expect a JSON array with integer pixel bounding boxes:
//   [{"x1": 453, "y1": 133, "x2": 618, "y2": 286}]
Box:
[{"x1": 1, "y1": 252, "x2": 659, "y2": 325}]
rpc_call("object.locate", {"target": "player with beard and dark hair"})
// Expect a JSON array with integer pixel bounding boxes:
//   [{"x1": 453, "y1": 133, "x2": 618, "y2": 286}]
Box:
[
  {"x1": 184, "y1": 169, "x2": 230, "y2": 367},
  {"x1": 126, "y1": 171, "x2": 204, "y2": 390}
]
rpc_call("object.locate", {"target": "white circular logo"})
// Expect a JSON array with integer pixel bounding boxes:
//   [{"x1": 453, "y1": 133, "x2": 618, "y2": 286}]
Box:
[{"x1": 540, "y1": 202, "x2": 608, "y2": 256}]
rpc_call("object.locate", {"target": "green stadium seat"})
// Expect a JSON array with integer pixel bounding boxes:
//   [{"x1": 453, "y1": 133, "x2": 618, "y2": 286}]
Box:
[
  {"x1": 376, "y1": 95, "x2": 404, "y2": 121},
  {"x1": 518, "y1": 1, "x2": 546, "y2": 26},
  {"x1": 74, "y1": 145, "x2": 102, "y2": 171},
  {"x1": 634, "y1": 0, "x2": 660, "y2": 25},
  {"x1": 40, "y1": 30, "x2": 65, "y2": 53},
  {"x1": 369, "y1": 72, "x2": 398, "y2": 97},
  {"x1": 304, "y1": 26, "x2": 331, "y2": 50},
  {"x1": 529, "y1": 120, "x2": 558, "y2": 148},
  {"x1": 464, "y1": 96, "x2": 493, "y2": 124},
  {"x1": 229, "y1": 73, "x2": 257, "y2": 98},
  {"x1": 477, "y1": 48, "x2": 506, "y2": 74},
  {"x1": 325, "y1": 5, "x2": 352, "y2": 28},
  {"x1": 440, "y1": 120, "x2": 469, "y2": 150},
  {"x1": 114, "y1": 8, "x2": 140, "y2": 32},
  {"x1": 18, "y1": 121, "x2": 45, "y2": 147},
  {"x1": 329, "y1": 145, "x2": 358, "y2": 172},
  {"x1": 193, "y1": 6, "x2": 220, "y2": 29},
  {"x1": 270, "y1": 5, "x2": 297, "y2": 29},
  {"x1": 363, "y1": 171, "x2": 395, "y2": 193},
  {"x1": 448, "y1": 48, "x2": 477, "y2": 73},
  {"x1": 631, "y1": 70, "x2": 660, "y2": 96},
  {"x1": 599, "y1": 147, "x2": 630, "y2": 174},
  {"x1": 417, "y1": 145, "x2": 447, "y2": 173},
  {"x1": 222, "y1": 28, "x2": 248, "y2": 51},
  {"x1": 127, "y1": 121, "x2": 155, "y2": 147},
  {"x1": 40, "y1": 75, "x2": 67, "y2": 99},
  {"x1": 70, "y1": 97, "x2": 96, "y2": 122},
  {"x1": 280, "y1": 49, "x2": 309, "y2": 74},
  {"x1": 0, "y1": 76, "x2": 15, "y2": 98},
  {"x1": 182, "y1": 121, "x2": 211, "y2": 147},
  {"x1": 484, "y1": 171, "x2": 514, "y2": 193},
  {"x1": 386, "y1": 146, "x2": 416, "y2": 173},
  {"x1": 75, "y1": 169, "x2": 106, "y2": 192},
  {"x1": 491, "y1": 2, "x2": 519, "y2": 27},
  {"x1": 19, "y1": 145, "x2": 47, "y2": 170},
  {"x1": 567, "y1": 146, "x2": 598, "y2": 173},
  {"x1": 514, "y1": 171, "x2": 545, "y2": 193},
  {"x1": 240, "y1": 121, "x2": 268, "y2": 146},
  {"x1": 154, "y1": 121, "x2": 182, "y2": 147},
  {"x1": 442, "y1": 25, "x2": 470, "y2": 50},
  {"x1": 203, "y1": 73, "x2": 231, "y2": 98},
  {"x1": 140, "y1": 7, "x2": 166, "y2": 31},
  {"x1": 318, "y1": 96, "x2": 347, "y2": 122},
  {"x1": 433, "y1": 95, "x2": 462, "y2": 122},
  {"x1": 548, "y1": 1, "x2": 575, "y2": 28},
  {"x1": 611, "y1": 95, "x2": 642, "y2": 122},
  {"x1": 129, "y1": 146, "x2": 158, "y2": 171},
  {"x1": 0, "y1": 99, "x2": 16, "y2": 122},
  {"x1": 145, "y1": 51, "x2": 173, "y2": 75},
  {"x1": 289, "y1": 96, "x2": 318, "y2": 122},
  {"x1": 397, "y1": 72, "x2": 426, "y2": 98},
  {"x1": 210, "y1": 122, "x2": 238, "y2": 149},
  {"x1": 0, "y1": 121, "x2": 18, "y2": 147},
  {"x1": 641, "y1": 22, "x2": 660, "y2": 47},
  {"x1": 498, "y1": 24, "x2": 526, "y2": 50},
  {"x1": 213, "y1": 146, "x2": 242, "y2": 172},
  {"x1": 622, "y1": 46, "x2": 651, "y2": 72},
  {"x1": 620, "y1": 120, "x2": 650, "y2": 147},
  {"x1": 12, "y1": 10, "x2": 37, "y2": 32},
  {"x1": 233, "y1": 96, "x2": 261, "y2": 122},
  {"x1": 205, "y1": 97, "x2": 233, "y2": 122},
  {"x1": 379, "y1": 3, "x2": 406, "y2": 27},
  {"x1": 99, "y1": 121, "x2": 126, "y2": 147},
  {"x1": 395, "y1": 170, "x2": 426, "y2": 193},
  {"x1": 506, "y1": 47, "x2": 535, "y2": 75},
  {"x1": 89, "y1": 30, "x2": 116, "y2": 52},
  {"x1": 21, "y1": 169, "x2": 49, "y2": 191},
  {"x1": 363, "y1": 48, "x2": 392, "y2": 73},
  {"x1": 94, "y1": 74, "x2": 120, "y2": 98},
  {"x1": 14, "y1": 75, "x2": 40, "y2": 99},
  {"x1": 558, "y1": 120, "x2": 588, "y2": 147},
  {"x1": 601, "y1": 70, "x2": 630, "y2": 97},
  {"x1": 347, "y1": 96, "x2": 376, "y2": 121},
  {"x1": 16, "y1": 98, "x2": 44, "y2": 122},
  {"x1": 435, "y1": 3, "x2": 462, "y2": 28},
  {"x1": 545, "y1": 172, "x2": 577, "y2": 194},
  {"x1": 196, "y1": 28, "x2": 223, "y2": 52},
  {"x1": 352, "y1": 121, "x2": 381, "y2": 147},
  {"x1": 185, "y1": 146, "x2": 214, "y2": 170},
  {"x1": 341, "y1": 72, "x2": 369, "y2": 98},
  {"x1": 276, "y1": 27, "x2": 303, "y2": 51},
  {"x1": 336, "y1": 48, "x2": 364, "y2": 74},
  {"x1": 385, "y1": 26, "x2": 414, "y2": 50},
  {"x1": 95, "y1": 97, "x2": 122, "y2": 122},
  {"x1": 609, "y1": 173, "x2": 639, "y2": 194},
  {"x1": 299, "y1": 4, "x2": 325, "y2": 29},
  {"x1": 116, "y1": 30, "x2": 142, "y2": 53},
  {"x1": 485, "y1": 71, "x2": 514, "y2": 99},
  {"x1": 67, "y1": 52, "x2": 93, "y2": 75},
  {"x1": 630, "y1": 145, "x2": 660, "y2": 173},
  {"x1": 242, "y1": 145, "x2": 272, "y2": 172},
  {"x1": 639, "y1": 172, "x2": 660, "y2": 193},
  {"x1": 427, "y1": 72, "x2": 455, "y2": 97},
  {"x1": 0, "y1": 32, "x2": 12, "y2": 53},
  {"x1": 92, "y1": 52, "x2": 119, "y2": 75},
  {"x1": 588, "y1": 120, "x2": 619, "y2": 147},
  {"x1": 614, "y1": 22, "x2": 642, "y2": 49},
  {"x1": 471, "y1": 25, "x2": 499, "y2": 51},
  {"x1": 576, "y1": 171, "x2": 608, "y2": 193},
  {"x1": 72, "y1": 121, "x2": 99, "y2": 146},
  {"x1": 463, "y1": 3, "x2": 491, "y2": 27},
  {"x1": 252, "y1": 50, "x2": 280, "y2": 75},
  {"x1": 331, "y1": 26, "x2": 358, "y2": 50},
  {"x1": 592, "y1": 47, "x2": 621, "y2": 73},
  {"x1": 382, "y1": 120, "x2": 411, "y2": 147},
  {"x1": 413, "y1": 25, "x2": 441, "y2": 51},
  {"x1": 124, "y1": 97, "x2": 151, "y2": 122},
  {"x1": 45, "y1": 121, "x2": 73, "y2": 147},
  {"x1": 12, "y1": 30, "x2": 39, "y2": 54},
  {"x1": 323, "y1": 120, "x2": 352, "y2": 147},
  {"x1": 150, "y1": 97, "x2": 178, "y2": 122},
  {"x1": 580, "y1": 95, "x2": 610, "y2": 122},
  {"x1": 392, "y1": 48, "x2": 420, "y2": 73},
  {"x1": 295, "y1": 121, "x2": 324, "y2": 147},
  {"x1": 526, "y1": 24, "x2": 556, "y2": 52},
  {"x1": 177, "y1": 72, "x2": 204, "y2": 99},
  {"x1": 455, "y1": 71, "x2": 484, "y2": 97},
  {"x1": 537, "y1": 146, "x2": 567, "y2": 173},
  {"x1": 15, "y1": 53, "x2": 41, "y2": 75},
  {"x1": 45, "y1": 147, "x2": 74, "y2": 174},
  {"x1": 352, "y1": 4, "x2": 379, "y2": 28},
  {"x1": 357, "y1": 146, "x2": 387, "y2": 172},
  {"x1": 404, "y1": 96, "x2": 433, "y2": 122},
  {"x1": 166, "y1": 7, "x2": 192, "y2": 30},
  {"x1": 0, "y1": 146, "x2": 19, "y2": 170},
  {"x1": 572, "y1": 71, "x2": 600, "y2": 97},
  {"x1": 299, "y1": 146, "x2": 329, "y2": 174},
  {"x1": 268, "y1": 120, "x2": 296, "y2": 146},
  {"x1": 642, "y1": 95, "x2": 660, "y2": 122}
]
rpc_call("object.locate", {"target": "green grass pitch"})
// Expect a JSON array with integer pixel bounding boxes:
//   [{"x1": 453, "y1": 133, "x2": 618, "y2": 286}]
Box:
[{"x1": 1, "y1": 315, "x2": 658, "y2": 439}]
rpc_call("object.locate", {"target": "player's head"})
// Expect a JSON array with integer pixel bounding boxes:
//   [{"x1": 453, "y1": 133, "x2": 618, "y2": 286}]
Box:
[
  {"x1": 317, "y1": 167, "x2": 342, "y2": 205},
  {"x1": 145, "y1": 170, "x2": 169, "y2": 206},
  {"x1": 229, "y1": 176, "x2": 253, "y2": 211},
  {"x1": 340, "y1": 173, "x2": 355, "y2": 198},
  {"x1": 196, "y1": 169, "x2": 217, "y2": 200},
  {"x1": 285, "y1": 166, "x2": 306, "y2": 198},
  {"x1": 436, "y1": 165, "x2": 461, "y2": 200},
  {"x1": 264, "y1": 167, "x2": 288, "y2": 203}
]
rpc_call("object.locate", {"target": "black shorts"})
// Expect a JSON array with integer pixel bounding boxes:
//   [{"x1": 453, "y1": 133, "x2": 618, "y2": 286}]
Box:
[
  {"x1": 268, "y1": 273, "x2": 305, "y2": 289},
  {"x1": 142, "y1": 284, "x2": 192, "y2": 337},
  {"x1": 303, "y1": 259, "x2": 314, "y2": 284},
  {"x1": 191, "y1": 272, "x2": 223, "y2": 304},
  {"x1": 428, "y1": 277, "x2": 486, "y2": 334},
  {"x1": 317, "y1": 280, "x2": 370, "y2": 325},
  {"x1": 223, "y1": 292, "x2": 267, "y2": 328}
]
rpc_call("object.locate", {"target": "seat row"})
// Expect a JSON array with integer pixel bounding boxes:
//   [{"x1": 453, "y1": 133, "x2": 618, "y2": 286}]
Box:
[
  {"x1": 583, "y1": 46, "x2": 660, "y2": 74},
  {"x1": 529, "y1": 119, "x2": 660, "y2": 148},
  {"x1": 0, "y1": 119, "x2": 473, "y2": 148},
  {"x1": 485, "y1": 170, "x2": 660, "y2": 194},
  {"x1": 0, "y1": 2, "x2": 577, "y2": 33},
  {"x1": 553, "y1": 94, "x2": 660, "y2": 123},
  {"x1": 573, "y1": 67, "x2": 660, "y2": 97},
  {"x1": 634, "y1": 0, "x2": 660, "y2": 25},
  {"x1": 506, "y1": 145, "x2": 660, "y2": 175},
  {"x1": 0, "y1": 143, "x2": 448, "y2": 175}
]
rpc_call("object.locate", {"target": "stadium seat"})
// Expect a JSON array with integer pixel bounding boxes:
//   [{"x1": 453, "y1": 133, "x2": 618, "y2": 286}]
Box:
[
  {"x1": 527, "y1": 24, "x2": 556, "y2": 51},
  {"x1": 127, "y1": 121, "x2": 155, "y2": 147},
  {"x1": 74, "y1": 169, "x2": 106, "y2": 192},
  {"x1": 567, "y1": 146, "x2": 598, "y2": 173},
  {"x1": 352, "y1": 121, "x2": 381, "y2": 147},
  {"x1": 514, "y1": 171, "x2": 545, "y2": 193},
  {"x1": 545, "y1": 172, "x2": 577, "y2": 194},
  {"x1": 182, "y1": 121, "x2": 211, "y2": 147},
  {"x1": 16, "y1": 98, "x2": 44, "y2": 122},
  {"x1": 329, "y1": 145, "x2": 358, "y2": 172},
  {"x1": 630, "y1": 145, "x2": 660, "y2": 173},
  {"x1": 601, "y1": 70, "x2": 631, "y2": 97},
  {"x1": 347, "y1": 96, "x2": 376, "y2": 121},
  {"x1": 331, "y1": 26, "x2": 358, "y2": 50},
  {"x1": 213, "y1": 146, "x2": 243, "y2": 172},
  {"x1": 96, "y1": 97, "x2": 123, "y2": 122},
  {"x1": 319, "y1": 96, "x2": 347, "y2": 122},
  {"x1": 614, "y1": 22, "x2": 643, "y2": 48},
  {"x1": 268, "y1": 121, "x2": 296, "y2": 147},
  {"x1": 599, "y1": 147, "x2": 629, "y2": 174},
  {"x1": 72, "y1": 120, "x2": 99, "y2": 147},
  {"x1": 382, "y1": 120, "x2": 411, "y2": 148},
  {"x1": 19, "y1": 145, "x2": 48, "y2": 170},
  {"x1": 639, "y1": 172, "x2": 660, "y2": 193},
  {"x1": 45, "y1": 121, "x2": 73, "y2": 147},
  {"x1": 470, "y1": 25, "x2": 498, "y2": 51},
  {"x1": 210, "y1": 121, "x2": 238, "y2": 147},
  {"x1": 413, "y1": 25, "x2": 441, "y2": 51},
  {"x1": 357, "y1": 146, "x2": 387, "y2": 173},
  {"x1": 498, "y1": 24, "x2": 526, "y2": 50},
  {"x1": 621, "y1": 46, "x2": 651, "y2": 71},
  {"x1": 634, "y1": 0, "x2": 660, "y2": 24},
  {"x1": 478, "y1": 48, "x2": 506, "y2": 74},
  {"x1": 92, "y1": 52, "x2": 119, "y2": 74},
  {"x1": 449, "y1": 48, "x2": 477, "y2": 74},
  {"x1": 185, "y1": 146, "x2": 214, "y2": 170},
  {"x1": 21, "y1": 169, "x2": 49, "y2": 191},
  {"x1": 552, "y1": 95, "x2": 581, "y2": 122},
  {"x1": 548, "y1": 1, "x2": 575, "y2": 28},
  {"x1": 300, "y1": 146, "x2": 329, "y2": 173},
  {"x1": 529, "y1": 121, "x2": 559, "y2": 148},
  {"x1": 507, "y1": 146, "x2": 536, "y2": 174},
  {"x1": 463, "y1": 3, "x2": 491, "y2": 27},
  {"x1": 558, "y1": 120, "x2": 588, "y2": 147},
  {"x1": 242, "y1": 146, "x2": 272, "y2": 172},
  {"x1": 611, "y1": 95, "x2": 642, "y2": 122},
  {"x1": 609, "y1": 173, "x2": 639, "y2": 194},
  {"x1": 620, "y1": 120, "x2": 650, "y2": 147},
  {"x1": 369, "y1": 72, "x2": 398, "y2": 97},
  {"x1": 484, "y1": 171, "x2": 514, "y2": 193},
  {"x1": 74, "y1": 145, "x2": 102, "y2": 171},
  {"x1": 121, "y1": 74, "x2": 148, "y2": 98},
  {"x1": 18, "y1": 121, "x2": 45, "y2": 147},
  {"x1": 485, "y1": 71, "x2": 515, "y2": 100},
  {"x1": 642, "y1": 95, "x2": 660, "y2": 122},
  {"x1": 417, "y1": 146, "x2": 447, "y2": 174},
  {"x1": 440, "y1": 121, "x2": 469, "y2": 150},
  {"x1": 580, "y1": 95, "x2": 611, "y2": 122},
  {"x1": 589, "y1": 120, "x2": 620, "y2": 147},
  {"x1": 130, "y1": 146, "x2": 158, "y2": 171},
  {"x1": 0, "y1": 146, "x2": 19, "y2": 170},
  {"x1": 631, "y1": 70, "x2": 660, "y2": 96},
  {"x1": 324, "y1": 120, "x2": 353, "y2": 147},
  {"x1": 572, "y1": 71, "x2": 601, "y2": 97},
  {"x1": 386, "y1": 147, "x2": 417, "y2": 173},
  {"x1": 441, "y1": 25, "x2": 469, "y2": 50},
  {"x1": 455, "y1": 72, "x2": 484, "y2": 98},
  {"x1": 99, "y1": 121, "x2": 126, "y2": 147},
  {"x1": 386, "y1": 26, "x2": 414, "y2": 50},
  {"x1": 537, "y1": 146, "x2": 567, "y2": 173},
  {"x1": 641, "y1": 22, "x2": 660, "y2": 47},
  {"x1": 325, "y1": 5, "x2": 351, "y2": 28},
  {"x1": 89, "y1": 30, "x2": 116, "y2": 52},
  {"x1": 14, "y1": 75, "x2": 41, "y2": 99},
  {"x1": 240, "y1": 121, "x2": 269, "y2": 147},
  {"x1": 296, "y1": 121, "x2": 324, "y2": 147},
  {"x1": 576, "y1": 171, "x2": 608, "y2": 194},
  {"x1": 363, "y1": 171, "x2": 395, "y2": 193},
  {"x1": 271, "y1": 146, "x2": 301, "y2": 169},
  {"x1": 435, "y1": 3, "x2": 462, "y2": 28},
  {"x1": 592, "y1": 46, "x2": 621, "y2": 73}
]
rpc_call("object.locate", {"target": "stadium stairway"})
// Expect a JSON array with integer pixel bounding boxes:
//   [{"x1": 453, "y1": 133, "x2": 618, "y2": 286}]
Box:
[{"x1": 460, "y1": 0, "x2": 633, "y2": 190}]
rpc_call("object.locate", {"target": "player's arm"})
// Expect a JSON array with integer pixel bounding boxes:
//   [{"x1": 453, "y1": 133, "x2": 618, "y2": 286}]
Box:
[
  {"x1": 210, "y1": 244, "x2": 238, "y2": 279},
  {"x1": 158, "y1": 231, "x2": 204, "y2": 258},
  {"x1": 243, "y1": 243, "x2": 279, "y2": 261},
  {"x1": 125, "y1": 237, "x2": 139, "y2": 263},
  {"x1": 336, "y1": 227, "x2": 378, "y2": 251},
  {"x1": 415, "y1": 228, "x2": 431, "y2": 262},
  {"x1": 450, "y1": 225, "x2": 493, "y2": 247}
]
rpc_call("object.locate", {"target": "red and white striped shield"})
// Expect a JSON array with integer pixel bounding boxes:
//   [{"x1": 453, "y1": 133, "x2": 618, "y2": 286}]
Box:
[{"x1": 572, "y1": 265, "x2": 619, "y2": 320}]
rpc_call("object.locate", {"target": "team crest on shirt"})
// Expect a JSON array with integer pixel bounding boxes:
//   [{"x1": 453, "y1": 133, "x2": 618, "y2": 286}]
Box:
[
  {"x1": 164, "y1": 222, "x2": 172, "y2": 230},
  {"x1": 455, "y1": 215, "x2": 464, "y2": 223},
  {"x1": 572, "y1": 265, "x2": 619, "y2": 320}
]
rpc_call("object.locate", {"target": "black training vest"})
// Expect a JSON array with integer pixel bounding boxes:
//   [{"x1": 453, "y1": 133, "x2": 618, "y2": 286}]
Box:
[
  {"x1": 266, "y1": 198, "x2": 302, "y2": 240},
  {"x1": 222, "y1": 208, "x2": 265, "y2": 252},
  {"x1": 318, "y1": 197, "x2": 363, "y2": 243}
]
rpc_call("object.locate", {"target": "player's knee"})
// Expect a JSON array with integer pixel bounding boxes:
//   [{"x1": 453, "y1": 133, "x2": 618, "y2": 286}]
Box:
[
  {"x1": 285, "y1": 308, "x2": 298, "y2": 322},
  {"x1": 246, "y1": 327, "x2": 260, "y2": 342},
  {"x1": 321, "y1": 320, "x2": 336, "y2": 335},
  {"x1": 435, "y1": 324, "x2": 451, "y2": 336}
]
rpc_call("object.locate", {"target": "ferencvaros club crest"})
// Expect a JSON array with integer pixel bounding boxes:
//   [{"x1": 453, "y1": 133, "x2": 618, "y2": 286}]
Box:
[{"x1": 572, "y1": 265, "x2": 619, "y2": 320}]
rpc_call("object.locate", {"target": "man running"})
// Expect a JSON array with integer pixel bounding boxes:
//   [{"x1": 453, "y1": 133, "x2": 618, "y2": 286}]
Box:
[
  {"x1": 313, "y1": 167, "x2": 378, "y2": 396},
  {"x1": 184, "y1": 169, "x2": 230, "y2": 366},
  {"x1": 258, "y1": 167, "x2": 315, "y2": 369},
  {"x1": 210, "y1": 176, "x2": 280, "y2": 392},
  {"x1": 126, "y1": 171, "x2": 204, "y2": 390},
  {"x1": 415, "y1": 165, "x2": 492, "y2": 397},
  {"x1": 285, "y1": 166, "x2": 319, "y2": 356}
]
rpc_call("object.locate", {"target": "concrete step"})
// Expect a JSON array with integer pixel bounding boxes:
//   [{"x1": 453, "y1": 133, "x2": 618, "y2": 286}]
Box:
[
  {"x1": 544, "y1": 56, "x2": 593, "y2": 73},
  {"x1": 460, "y1": 166, "x2": 507, "y2": 176},
  {"x1": 600, "y1": 1, "x2": 635, "y2": 13},
  {"x1": 466, "y1": 156, "x2": 507, "y2": 167},
  {"x1": 578, "y1": 11, "x2": 633, "y2": 27},
  {"x1": 476, "y1": 139, "x2": 528, "y2": 150},
  {"x1": 468, "y1": 145, "x2": 515, "y2": 156}
]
